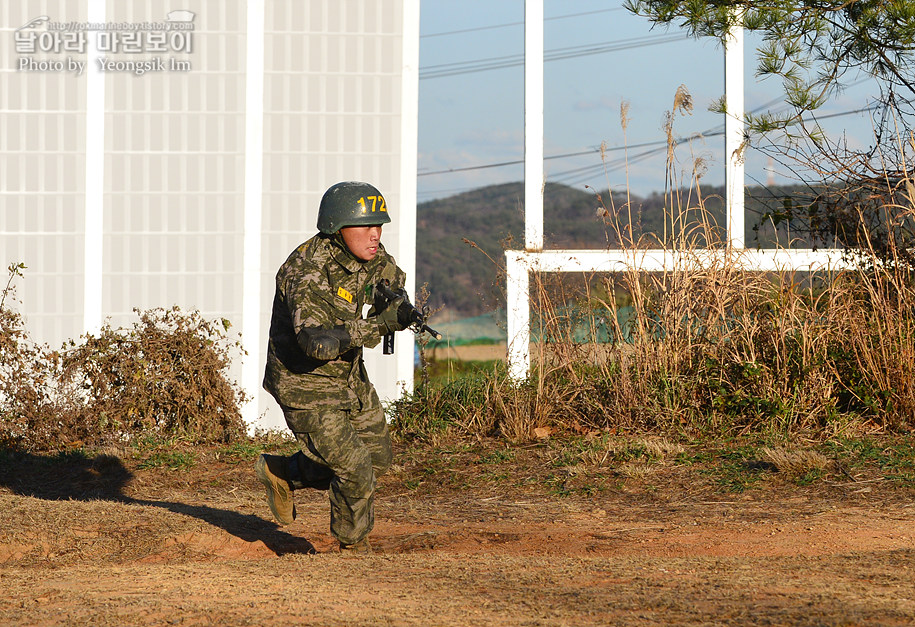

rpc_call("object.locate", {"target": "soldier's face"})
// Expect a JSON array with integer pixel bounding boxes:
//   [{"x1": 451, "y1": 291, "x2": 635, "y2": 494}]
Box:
[{"x1": 340, "y1": 225, "x2": 382, "y2": 261}]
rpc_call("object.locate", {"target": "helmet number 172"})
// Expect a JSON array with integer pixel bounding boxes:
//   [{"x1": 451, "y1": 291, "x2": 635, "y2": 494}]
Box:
[{"x1": 357, "y1": 196, "x2": 386, "y2": 213}]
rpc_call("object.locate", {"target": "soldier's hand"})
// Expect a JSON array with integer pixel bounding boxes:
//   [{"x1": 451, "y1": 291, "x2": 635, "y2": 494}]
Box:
[
  {"x1": 373, "y1": 293, "x2": 411, "y2": 334},
  {"x1": 390, "y1": 288, "x2": 416, "y2": 327}
]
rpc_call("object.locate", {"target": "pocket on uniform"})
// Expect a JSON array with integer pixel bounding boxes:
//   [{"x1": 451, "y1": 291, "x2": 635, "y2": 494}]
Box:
[{"x1": 282, "y1": 407, "x2": 321, "y2": 434}]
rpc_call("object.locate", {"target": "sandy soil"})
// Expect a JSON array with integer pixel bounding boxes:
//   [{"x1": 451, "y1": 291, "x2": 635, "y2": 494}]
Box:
[
  {"x1": 1, "y1": 445, "x2": 914, "y2": 626},
  {"x1": 424, "y1": 342, "x2": 506, "y2": 362}
]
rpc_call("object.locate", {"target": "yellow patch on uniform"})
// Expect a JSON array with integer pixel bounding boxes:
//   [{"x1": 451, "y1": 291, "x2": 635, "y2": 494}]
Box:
[{"x1": 336, "y1": 286, "x2": 354, "y2": 303}]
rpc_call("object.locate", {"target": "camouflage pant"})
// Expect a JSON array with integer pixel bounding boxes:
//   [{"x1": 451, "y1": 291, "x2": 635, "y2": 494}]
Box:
[{"x1": 281, "y1": 399, "x2": 392, "y2": 546}]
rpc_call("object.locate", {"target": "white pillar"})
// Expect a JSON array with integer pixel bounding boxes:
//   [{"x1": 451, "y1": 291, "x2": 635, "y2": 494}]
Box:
[
  {"x1": 506, "y1": 251, "x2": 531, "y2": 380},
  {"x1": 524, "y1": 0, "x2": 544, "y2": 251},
  {"x1": 724, "y1": 16, "x2": 745, "y2": 249},
  {"x1": 508, "y1": 0, "x2": 543, "y2": 381},
  {"x1": 242, "y1": 0, "x2": 265, "y2": 427},
  {"x1": 397, "y1": 0, "x2": 421, "y2": 395},
  {"x1": 83, "y1": 0, "x2": 106, "y2": 335}
]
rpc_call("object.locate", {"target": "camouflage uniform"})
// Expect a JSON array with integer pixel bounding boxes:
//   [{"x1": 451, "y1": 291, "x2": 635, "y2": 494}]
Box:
[{"x1": 263, "y1": 231, "x2": 406, "y2": 546}]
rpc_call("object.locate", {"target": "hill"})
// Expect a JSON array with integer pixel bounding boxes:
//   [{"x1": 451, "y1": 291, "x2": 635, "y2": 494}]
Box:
[
  {"x1": 416, "y1": 181, "x2": 816, "y2": 319},
  {"x1": 415, "y1": 182, "x2": 706, "y2": 318}
]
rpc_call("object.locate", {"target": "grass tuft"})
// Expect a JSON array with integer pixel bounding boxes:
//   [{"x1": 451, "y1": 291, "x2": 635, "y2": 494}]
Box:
[{"x1": 758, "y1": 446, "x2": 830, "y2": 478}]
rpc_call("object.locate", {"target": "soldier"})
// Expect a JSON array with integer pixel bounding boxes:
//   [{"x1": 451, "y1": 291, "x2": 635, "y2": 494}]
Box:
[{"x1": 255, "y1": 181, "x2": 414, "y2": 554}]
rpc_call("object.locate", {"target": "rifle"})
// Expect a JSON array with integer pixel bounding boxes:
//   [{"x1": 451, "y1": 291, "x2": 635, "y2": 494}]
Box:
[{"x1": 375, "y1": 280, "x2": 442, "y2": 354}]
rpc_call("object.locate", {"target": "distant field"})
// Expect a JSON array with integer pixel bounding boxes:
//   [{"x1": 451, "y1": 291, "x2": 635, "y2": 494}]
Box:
[{"x1": 424, "y1": 342, "x2": 505, "y2": 362}]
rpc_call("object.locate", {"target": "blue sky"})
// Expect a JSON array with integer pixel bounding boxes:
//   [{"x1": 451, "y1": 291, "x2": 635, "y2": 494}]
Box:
[{"x1": 417, "y1": 0, "x2": 882, "y2": 202}]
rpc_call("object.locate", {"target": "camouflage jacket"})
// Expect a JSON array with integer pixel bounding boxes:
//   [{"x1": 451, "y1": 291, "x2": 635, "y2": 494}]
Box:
[{"x1": 263, "y1": 232, "x2": 406, "y2": 410}]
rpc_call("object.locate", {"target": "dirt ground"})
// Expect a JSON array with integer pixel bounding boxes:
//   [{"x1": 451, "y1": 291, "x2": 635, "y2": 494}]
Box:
[
  {"x1": 1, "y1": 441, "x2": 914, "y2": 626},
  {"x1": 424, "y1": 342, "x2": 505, "y2": 362}
]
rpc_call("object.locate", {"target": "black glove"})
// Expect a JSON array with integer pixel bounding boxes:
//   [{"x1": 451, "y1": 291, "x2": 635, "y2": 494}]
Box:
[
  {"x1": 297, "y1": 326, "x2": 351, "y2": 361},
  {"x1": 373, "y1": 291, "x2": 413, "y2": 334}
]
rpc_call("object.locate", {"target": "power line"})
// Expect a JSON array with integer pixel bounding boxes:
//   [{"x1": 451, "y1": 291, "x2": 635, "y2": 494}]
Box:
[
  {"x1": 422, "y1": 35, "x2": 675, "y2": 72},
  {"x1": 418, "y1": 138, "x2": 679, "y2": 178},
  {"x1": 555, "y1": 104, "x2": 883, "y2": 186},
  {"x1": 421, "y1": 8, "x2": 626, "y2": 39},
  {"x1": 418, "y1": 103, "x2": 884, "y2": 198},
  {"x1": 552, "y1": 103, "x2": 884, "y2": 187},
  {"x1": 420, "y1": 33, "x2": 689, "y2": 80},
  {"x1": 420, "y1": 102, "x2": 882, "y2": 179}
]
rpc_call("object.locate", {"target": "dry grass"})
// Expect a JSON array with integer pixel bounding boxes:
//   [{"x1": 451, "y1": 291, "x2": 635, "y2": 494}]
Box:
[
  {"x1": 758, "y1": 446, "x2": 830, "y2": 477},
  {"x1": 515, "y1": 99, "x2": 915, "y2": 441},
  {"x1": 396, "y1": 229, "x2": 915, "y2": 443},
  {"x1": 5, "y1": 92, "x2": 915, "y2": 453},
  {"x1": 395, "y1": 96, "x2": 915, "y2": 445}
]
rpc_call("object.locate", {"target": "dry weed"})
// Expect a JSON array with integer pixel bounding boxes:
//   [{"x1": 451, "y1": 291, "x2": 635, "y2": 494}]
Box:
[
  {"x1": 615, "y1": 462, "x2": 658, "y2": 480},
  {"x1": 1, "y1": 288, "x2": 247, "y2": 451},
  {"x1": 758, "y1": 446, "x2": 830, "y2": 477},
  {"x1": 636, "y1": 437, "x2": 685, "y2": 459}
]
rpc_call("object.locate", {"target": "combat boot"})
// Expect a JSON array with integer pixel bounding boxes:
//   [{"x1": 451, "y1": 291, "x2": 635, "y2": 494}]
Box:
[
  {"x1": 255, "y1": 454, "x2": 296, "y2": 525},
  {"x1": 339, "y1": 537, "x2": 373, "y2": 555}
]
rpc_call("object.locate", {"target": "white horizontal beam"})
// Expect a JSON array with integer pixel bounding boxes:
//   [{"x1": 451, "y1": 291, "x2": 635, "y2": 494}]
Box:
[
  {"x1": 505, "y1": 247, "x2": 853, "y2": 380},
  {"x1": 505, "y1": 248, "x2": 853, "y2": 274}
]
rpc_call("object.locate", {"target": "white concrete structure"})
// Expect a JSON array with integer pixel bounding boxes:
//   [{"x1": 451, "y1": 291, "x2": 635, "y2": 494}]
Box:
[
  {"x1": 506, "y1": 2, "x2": 848, "y2": 380},
  {"x1": 1, "y1": 0, "x2": 420, "y2": 429}
]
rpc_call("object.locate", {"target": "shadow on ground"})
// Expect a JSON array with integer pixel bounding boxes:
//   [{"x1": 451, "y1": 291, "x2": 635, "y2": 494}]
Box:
[{"x1": 0, "y1": 448, "x2": 315, "y2": 556}]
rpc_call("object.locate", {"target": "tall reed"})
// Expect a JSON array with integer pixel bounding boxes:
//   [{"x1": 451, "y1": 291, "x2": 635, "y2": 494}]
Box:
[{"x1": 393, "y1": 93, "x2": 915, "y2": 443}]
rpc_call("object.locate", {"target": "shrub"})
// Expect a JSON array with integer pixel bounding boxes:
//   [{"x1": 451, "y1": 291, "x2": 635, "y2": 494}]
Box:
[
  {"x1": 0, "y1": 263, "x2": 60, "y2": 449},
  {"x1": 1, "y1": 266, "x2": 247, "y2": 451},
  {"x1": 59, "y1": 307, "x2": 248, "y2": 447}
]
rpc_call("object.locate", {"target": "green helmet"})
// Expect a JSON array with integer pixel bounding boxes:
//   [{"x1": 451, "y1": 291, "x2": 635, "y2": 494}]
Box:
[{"x1": 316, "y1": 181, "x2": 391, "y2": 234}]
